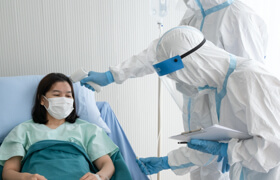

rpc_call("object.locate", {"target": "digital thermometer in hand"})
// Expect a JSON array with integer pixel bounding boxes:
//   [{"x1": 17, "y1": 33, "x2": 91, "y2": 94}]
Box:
[{"x1": 70, "y1": 68, "x2": 102, "y2": 93}]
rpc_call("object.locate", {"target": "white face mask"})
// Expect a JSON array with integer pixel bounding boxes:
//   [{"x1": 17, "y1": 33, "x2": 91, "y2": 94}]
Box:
[{"x1": 43, "y1": 96, "x2": 74, "y2": 120}]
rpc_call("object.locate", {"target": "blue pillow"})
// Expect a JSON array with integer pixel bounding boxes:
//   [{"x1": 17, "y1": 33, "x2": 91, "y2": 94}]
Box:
[{"x1": 0, "y1": 75, "x2": 110, "y2": 143}]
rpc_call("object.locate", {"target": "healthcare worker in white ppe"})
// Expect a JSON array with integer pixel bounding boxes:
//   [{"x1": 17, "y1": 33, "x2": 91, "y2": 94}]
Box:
[
  {"x1": 142, "y1": 26, "x2": 279, "y2": 180},
  {"x1": 81, "y1": 1, "x2": 268, "y2": 179},
  {"x1": 180, "y1": 0, "x2": 267, "y2": 62}
]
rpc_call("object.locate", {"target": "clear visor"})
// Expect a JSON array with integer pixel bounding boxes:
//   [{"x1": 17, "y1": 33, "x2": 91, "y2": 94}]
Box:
[{"x1": 160, "y1": 77, "x2": 193, "y2": 114}]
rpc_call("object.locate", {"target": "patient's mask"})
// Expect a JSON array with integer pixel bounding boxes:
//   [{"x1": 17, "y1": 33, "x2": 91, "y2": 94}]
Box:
[
  {"x1": 43, "y1": 96, "x2": 74, "y2": 120},
  {"x1": 153, "y1": 26, "x2": 206, "y2": 113}
]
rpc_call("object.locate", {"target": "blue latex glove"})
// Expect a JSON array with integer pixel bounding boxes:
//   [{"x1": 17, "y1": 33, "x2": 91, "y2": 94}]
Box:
[
  {"x1": 188, "y1": 139, "x2": 230, "y2": 173},
  {"x1": 136, "y1": 156, "x2": 170, "y2": 175},
  {"x1": 80, "y1": 71, "x2": 114, "y2": 91}
]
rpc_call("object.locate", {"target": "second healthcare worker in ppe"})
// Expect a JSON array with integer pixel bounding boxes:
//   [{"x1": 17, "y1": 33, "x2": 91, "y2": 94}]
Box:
[
  {"x1": 141, "y1": 26, "x2": 280, "y2": 180},
  {"x1": 181, "y1": 0, "x2": 267, "y2": 62}
]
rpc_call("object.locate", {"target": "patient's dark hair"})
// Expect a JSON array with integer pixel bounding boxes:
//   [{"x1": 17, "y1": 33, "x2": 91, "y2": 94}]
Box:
[{"x1": 32, "y1": 73, "x2": 78, "y2": 124}]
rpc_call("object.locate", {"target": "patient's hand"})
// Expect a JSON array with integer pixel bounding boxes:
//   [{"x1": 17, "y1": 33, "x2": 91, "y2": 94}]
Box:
[
  {"x1": 25, "y1": 173, "x2": 47, "y2": 180},
  {"x1": 80, "y1": 172, "x2": 101, "y2": 180}
]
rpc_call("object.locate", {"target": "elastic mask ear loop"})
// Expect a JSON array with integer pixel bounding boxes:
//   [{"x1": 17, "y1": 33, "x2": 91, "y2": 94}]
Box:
[{"x1": 42, "y1": 95, "x2": 49, "y2": 110}]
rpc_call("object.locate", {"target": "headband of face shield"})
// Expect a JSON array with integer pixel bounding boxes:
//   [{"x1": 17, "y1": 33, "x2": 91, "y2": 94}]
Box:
[{"x1": 153, "y1": 37, "x2": 206, "y2": 76}]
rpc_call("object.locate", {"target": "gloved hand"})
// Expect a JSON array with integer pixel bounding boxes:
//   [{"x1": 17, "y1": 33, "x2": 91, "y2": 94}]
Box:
[
  {"x1": 188, "y1": 139, "x2": 230, "y2": 173},
  {"x1": 80, "y1": 71, "x2": 114, "y2": 91},
  {"x1": 136, "y1": 156, "x2": 170, "y2": 175}
]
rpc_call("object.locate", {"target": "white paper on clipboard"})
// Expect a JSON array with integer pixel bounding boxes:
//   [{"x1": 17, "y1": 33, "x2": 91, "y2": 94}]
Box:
[{"x1": 170, "y1": 124, "x2": 252, "y2": 142}]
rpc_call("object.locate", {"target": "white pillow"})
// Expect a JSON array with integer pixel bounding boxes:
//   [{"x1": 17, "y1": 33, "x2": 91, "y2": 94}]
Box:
[{"x1": 0, "y1": 75, "x2": 110, "y2": 143}]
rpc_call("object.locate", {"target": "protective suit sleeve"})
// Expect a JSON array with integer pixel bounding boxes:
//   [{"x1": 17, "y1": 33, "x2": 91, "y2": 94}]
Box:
[
  {"x1": 167, "y1": 146, "x2": 216, "y2": 175},
  {"x1": 228, "y1": 135, "x2": 280, "y2": 173},
  {"x1": 227, "y1": 70, "x2": 280, "y2": 173},
  {"x1": 109, "y1": 39, "x2": 159, "y2": 84}
]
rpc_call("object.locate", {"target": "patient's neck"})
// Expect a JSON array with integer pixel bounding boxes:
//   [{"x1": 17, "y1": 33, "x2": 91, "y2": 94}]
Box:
[{"x1": 46, "y1": 114, "x2": 65, "y2": 129}]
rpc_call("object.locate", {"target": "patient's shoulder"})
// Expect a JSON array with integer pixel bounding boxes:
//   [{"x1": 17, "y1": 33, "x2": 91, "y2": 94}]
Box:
[
  {"x1": 13, "y1": 119, "x2": 34, "y2": 129},
  {"x1": 22, "y1": 119, "x2": 35, "y2": 124},
  {"x1": 74, "y1": 118, "x2": 104, "y2": 131},
  {"x1": 74, "y1": 118, "x2": 90, "y2": 124},
  {"x1": 6, "y1": 119, "x2": 34, "y2": 136}
]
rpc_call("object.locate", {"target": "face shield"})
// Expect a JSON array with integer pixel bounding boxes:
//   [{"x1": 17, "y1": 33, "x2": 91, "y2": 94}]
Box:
[{"x1": 152, "y1": 26, "x2": 206, "y2": 113}]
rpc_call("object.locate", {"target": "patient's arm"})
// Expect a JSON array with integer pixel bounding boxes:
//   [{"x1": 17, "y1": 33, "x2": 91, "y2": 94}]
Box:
[
  {"x1": 95, "y1": 154, "x2": 115, "y2": 180},
  {"x1": 79, "y1": 154, "x2": 115, "y2": 180},
  {"x1": 3, "y1": 156, "x2": 47, "y2": 180}
]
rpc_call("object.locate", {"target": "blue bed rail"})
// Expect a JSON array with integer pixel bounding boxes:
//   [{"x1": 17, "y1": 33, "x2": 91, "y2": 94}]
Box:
[{"x1": 97, "y1": 102, "x2": 148, "y2": 180}]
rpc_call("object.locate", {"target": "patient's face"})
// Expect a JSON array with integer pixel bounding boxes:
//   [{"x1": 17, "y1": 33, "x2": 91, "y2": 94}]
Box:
[{"x1": 41, "y1": 81, "x2": 73, "y2": 108}]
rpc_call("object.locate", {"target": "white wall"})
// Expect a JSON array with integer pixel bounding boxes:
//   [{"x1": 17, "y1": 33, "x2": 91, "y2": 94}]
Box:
[{"x1": 0, "y1": 0, "x2": 187, "y2": 179}]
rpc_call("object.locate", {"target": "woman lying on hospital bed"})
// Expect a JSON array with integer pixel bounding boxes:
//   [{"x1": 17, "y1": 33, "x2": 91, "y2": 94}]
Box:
[{"x1": 0, "y1": 73, "x2": 131, "y2": 180}]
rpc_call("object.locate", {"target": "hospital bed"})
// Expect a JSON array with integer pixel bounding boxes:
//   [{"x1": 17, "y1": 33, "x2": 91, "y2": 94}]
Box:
[{"x1": 0, "y1": 75, "x2": 148, "y2": 180}]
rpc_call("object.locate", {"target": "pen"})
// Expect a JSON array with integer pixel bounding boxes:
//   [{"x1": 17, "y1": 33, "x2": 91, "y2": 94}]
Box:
[
  {"x1": 181, "y1": 128, "x2": 202, "y2": 135},
  {"x1": 178, "y1": 142, "x2": 188, "y2": 144}
]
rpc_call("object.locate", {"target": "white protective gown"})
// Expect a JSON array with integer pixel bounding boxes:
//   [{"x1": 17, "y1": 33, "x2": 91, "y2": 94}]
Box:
[
  {"x1": 155, "y1": 26, "x2": 280, "y2": 180},
  {"x1": 109, "y1": 1, "x2": 269, "y2": 179}
]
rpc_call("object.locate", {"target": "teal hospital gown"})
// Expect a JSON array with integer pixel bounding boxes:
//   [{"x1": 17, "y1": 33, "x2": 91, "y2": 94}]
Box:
[{"x1": 0, "y1": 118, "x2": 118, "y2": 166}]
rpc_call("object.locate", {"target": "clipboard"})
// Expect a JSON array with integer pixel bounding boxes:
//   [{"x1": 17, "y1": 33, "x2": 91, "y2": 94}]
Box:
[{"x1": 170, "y1": 124, "x2": 252, "y2": 142}]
